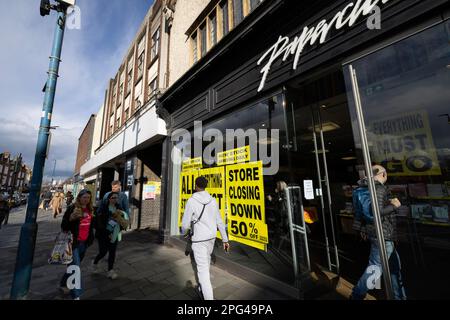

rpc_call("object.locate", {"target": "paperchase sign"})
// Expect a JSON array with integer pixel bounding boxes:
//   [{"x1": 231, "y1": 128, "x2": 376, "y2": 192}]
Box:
[{"x1": 257, "y1": 0, "x2": 391, "y2": 92}]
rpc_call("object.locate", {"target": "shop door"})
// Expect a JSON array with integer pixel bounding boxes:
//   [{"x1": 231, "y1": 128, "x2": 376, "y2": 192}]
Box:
[
  {"x1": 308, "y1": 105, "x2": 340, "y2": 274},
  {"x1": 343, "y1": 20, "x2": 450, "y2": 300},
  {"x1": 285, "y1": 90, "x2": 347, "y2": 275}
]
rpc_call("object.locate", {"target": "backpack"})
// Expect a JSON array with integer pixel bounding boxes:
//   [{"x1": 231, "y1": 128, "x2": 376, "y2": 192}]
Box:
[{"x1": 353, "y1": 187, "x2": 374, "y2": 223}]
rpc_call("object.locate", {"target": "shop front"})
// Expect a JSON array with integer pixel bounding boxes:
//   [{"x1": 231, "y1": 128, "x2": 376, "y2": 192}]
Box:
[{"x1": 159, "y1": 0, "x2": 450, "y2": 299}]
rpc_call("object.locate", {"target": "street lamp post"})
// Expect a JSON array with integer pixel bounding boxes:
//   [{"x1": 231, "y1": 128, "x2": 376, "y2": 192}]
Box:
[
  {"x1": 10, "y1": 0, "x2": 73, "y2": 300},
  {"x1": 50, "y1": 159, "x2": 57, "y2": 186}
]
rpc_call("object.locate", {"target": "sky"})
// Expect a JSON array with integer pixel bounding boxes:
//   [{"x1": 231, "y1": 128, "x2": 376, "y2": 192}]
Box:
[{"x1": 0, "y1": 0, "x2": 154, "y2": 180}]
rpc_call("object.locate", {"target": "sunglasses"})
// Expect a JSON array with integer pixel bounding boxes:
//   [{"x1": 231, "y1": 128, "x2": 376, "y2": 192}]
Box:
[{"x1": 110, "y1": 197, "x2": 118, "y2": 200}]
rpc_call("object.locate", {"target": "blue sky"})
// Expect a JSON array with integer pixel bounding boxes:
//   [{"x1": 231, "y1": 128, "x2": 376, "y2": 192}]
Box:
[{"x1": 0, "y1": 0, "x2": 154, "y2": 180}]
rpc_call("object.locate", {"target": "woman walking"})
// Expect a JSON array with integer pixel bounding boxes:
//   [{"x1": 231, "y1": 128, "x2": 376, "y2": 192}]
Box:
[
  {"x1": 51, "y1": 190, "x2": 64, "y2": 218},
  {"x1": 59, "y1": 189, "x2": 95, "y2": 300},
  {"x1": 92, "y1": 192, "x2": 128, "y2": 280}
]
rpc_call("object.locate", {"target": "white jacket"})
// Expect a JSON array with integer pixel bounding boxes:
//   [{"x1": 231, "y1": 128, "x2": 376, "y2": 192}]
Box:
[{"x1": 182, "y1": 191, "x2": 228, "y2": 243}]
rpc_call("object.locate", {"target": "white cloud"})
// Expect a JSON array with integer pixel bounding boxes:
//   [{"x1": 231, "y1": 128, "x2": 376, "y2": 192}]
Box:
[{"x1": 0, "y1": 0, "x2": 154, "y2": 178}]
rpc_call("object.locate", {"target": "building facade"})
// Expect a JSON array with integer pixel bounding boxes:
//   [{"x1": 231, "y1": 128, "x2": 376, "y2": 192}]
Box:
[
  {"x1": 158, "y1": 0, "x2": 450, "y2": 299},
  {"x1": 0, "y1": 152, "x2": 31, "y2": 194},
  {"x1": 79, "y1": 0, "x2": 171, "y2": 232}
]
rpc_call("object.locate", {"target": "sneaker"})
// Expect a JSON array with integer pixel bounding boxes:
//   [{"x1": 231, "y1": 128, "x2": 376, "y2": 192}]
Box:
[
  {"x1": 107, "y1": 269, "x2": 118, "y2": 280},
  {"x1": 195, "y1": 285, "x2": 204, "y2": 300},
  {"x1": 73, "y1": 297, "x2": 80, "y2": 300}
]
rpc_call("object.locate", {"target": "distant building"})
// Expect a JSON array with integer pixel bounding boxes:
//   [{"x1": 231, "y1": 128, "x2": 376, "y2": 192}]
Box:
[{"x1": 0, "y1": 152, "x2": 31, "y2": 193}]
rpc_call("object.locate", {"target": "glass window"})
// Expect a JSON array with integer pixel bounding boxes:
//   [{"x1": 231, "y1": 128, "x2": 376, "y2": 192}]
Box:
[
  {"x1": 151, "y1": 28, "x2": 160, "y2": 60},
  {"x1": 137, "y1": 53, "x2": 144, "y2": 80},
  {"x1": 149, "y1": 78, "x2": 158, "y2": 98},
  {"x1": 220, "y1": 0, "x2": 229, "y2": 36},
  {"x1": 192, "y1": 32, "x2": 198, "y2": 64},
  {"x1": 344, "y1": 21, "x2": 450, "y2": 299},
  {"x1": 119, "y1": 83, "x2": 123, "y2": 103},
  {"x1": 233, "y1": 0, "x2": 243, "y2": 26},
  {"x1": 249, "y1": 0, "x2": 261, "y2": 12},
  {"x1": 112, "y1": 92, "x2": 116, "y2": 108},
  {"x1": 127, "y1": 70, "x2": 132, "y2": 93},
  {"x1": 209, "y1": 12, "x2": 217, "y2": 47},
  {"x1": 200, "y1": 23, "x2": 207, "y2": 58}
]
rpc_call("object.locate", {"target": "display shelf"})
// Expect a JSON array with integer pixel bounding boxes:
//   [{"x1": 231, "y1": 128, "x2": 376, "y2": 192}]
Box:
[
  {"x1": 338, "y1": 213, "x2": 354, "y2": 218},
  {"x1": 412, "y1": 196, "x2": 450, "y2": 200},
  {"x1": 420, "y1": 221, "x2": 450, "y2": 227}
]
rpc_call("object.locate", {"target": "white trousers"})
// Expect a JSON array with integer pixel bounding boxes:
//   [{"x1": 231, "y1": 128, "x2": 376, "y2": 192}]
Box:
[{"x1": 192, "y1": 239, "x2": 215, "y2": 300}]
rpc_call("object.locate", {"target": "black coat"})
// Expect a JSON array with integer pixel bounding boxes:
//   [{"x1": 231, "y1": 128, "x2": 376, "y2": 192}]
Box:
[
  {"x1": 94, "y1": 203, "x2": 123, "y2": 238},
  {"x1": 356, "y1": 180, "x2": 397, "y2": 241},
  {"x1": 61, "y1": 204, "x2": 95, "y2": 248}
]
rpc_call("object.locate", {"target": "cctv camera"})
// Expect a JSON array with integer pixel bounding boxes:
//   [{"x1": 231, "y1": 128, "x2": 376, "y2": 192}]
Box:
[
  {"x1": 56, "y1": 0, "x2": 76, "y2": 6},
  {"x1": 40, "y1": 0, "x2": 51, "y2": 16}
]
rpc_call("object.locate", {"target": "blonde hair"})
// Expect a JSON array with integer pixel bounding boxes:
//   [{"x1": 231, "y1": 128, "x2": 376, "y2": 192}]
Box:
[{"x1": 74, "y1": 190, "x2": 93, "y2": 212}]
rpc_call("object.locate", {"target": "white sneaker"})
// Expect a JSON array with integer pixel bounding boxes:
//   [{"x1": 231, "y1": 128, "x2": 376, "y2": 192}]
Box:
[
  {"x1": 73, "y1": 297, "x2": 80, "y2": 300},
  {"x1": 107, "y1": 269, "x2": 118, "y2": 280}
]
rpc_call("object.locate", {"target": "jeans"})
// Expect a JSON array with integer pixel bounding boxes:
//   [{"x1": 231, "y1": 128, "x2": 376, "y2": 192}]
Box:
[
  {"x1": 352, "y1": 238, "x2": 407, "y2": 300},
  {"x1": 60, "y1": 241, "x2": 87, "y2": 299},
  {"x1": 94, "y1": 234, "x2": 118, "y2": 271}
]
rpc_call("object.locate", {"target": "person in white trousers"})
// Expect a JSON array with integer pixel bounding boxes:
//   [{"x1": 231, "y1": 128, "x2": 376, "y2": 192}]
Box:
[{"x1": 182, "y1": 176, "x2": 230, "y2": 300}]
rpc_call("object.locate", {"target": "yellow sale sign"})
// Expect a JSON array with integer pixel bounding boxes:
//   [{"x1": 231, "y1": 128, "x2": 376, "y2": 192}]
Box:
[
  {"x1": 178, "y1": 170, "x2": 198, "y2": 227},
  {"x1": 226, "y1": 161, "x2": 268, "y2": 251},
  {"x1": 369, "y1": 110, "x2": 441, "y2": 176}
]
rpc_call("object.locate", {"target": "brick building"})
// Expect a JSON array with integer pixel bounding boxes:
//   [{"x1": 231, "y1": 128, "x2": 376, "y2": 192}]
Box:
[
  {"x1": 0, "y1": 152, "x2": 31, "y2": 193},
  {"x1": 73, "y1": 114, "x2": 96, "y2": 195}
]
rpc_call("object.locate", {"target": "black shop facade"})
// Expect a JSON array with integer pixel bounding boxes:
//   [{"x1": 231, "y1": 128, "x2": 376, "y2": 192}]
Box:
[{"x1": 157, "y1": 0, "x2": 450, "y2": 300}]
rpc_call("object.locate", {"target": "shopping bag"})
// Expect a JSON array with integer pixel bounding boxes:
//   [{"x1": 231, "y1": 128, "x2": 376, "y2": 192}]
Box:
[
  {"x1": 48, "y1": 231, "x2": 73, "y2": 265},
  {"x1": 38, "y1": 201, "x2": 44, "y2": 210}
]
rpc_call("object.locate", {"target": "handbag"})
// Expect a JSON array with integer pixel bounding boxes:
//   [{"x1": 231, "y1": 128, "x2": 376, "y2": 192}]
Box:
[
  {"x1": 48, "y1": 231, "x2": 73, "y2": 265},
  {"x1": 184, "y1": 204, "x2": 207, "y2": 256}
]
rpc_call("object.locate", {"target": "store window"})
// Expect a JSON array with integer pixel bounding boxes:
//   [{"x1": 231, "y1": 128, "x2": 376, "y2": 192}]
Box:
[
  {"x1": 344, "y1": 20, "x2": 450, "y2": 299},
  {"x1": 171, "y1": 93, "x2": 303, "y2": 286}
]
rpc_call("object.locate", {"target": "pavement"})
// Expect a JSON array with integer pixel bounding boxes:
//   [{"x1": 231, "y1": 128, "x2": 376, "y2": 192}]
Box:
[{"x1": 0, "y1": 205, "x2": 291, "y2": 300}]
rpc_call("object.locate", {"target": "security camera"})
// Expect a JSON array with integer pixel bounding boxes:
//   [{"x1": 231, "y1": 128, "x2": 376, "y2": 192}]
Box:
[
  {"x1": 40, "y1": 0, "x2": 51, "y2": 16},
  {"x1": 56, "y1": 0, "x2": 76, "y2": 6},
  {"x1": 40, "y1": 0, "x2": 76, "y2": 17}
]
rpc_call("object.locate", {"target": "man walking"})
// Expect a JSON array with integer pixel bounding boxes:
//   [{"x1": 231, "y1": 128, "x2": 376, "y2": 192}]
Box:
[
  {"x1": 351, "y1": 165, "x2": 407, "y2": 300},
  {"x1": 43, "y1": 190, "x2": 52, "y2": 211},
  {"x1": 182, "y1": 176, "x2": 230, "y2": 300},
  {"x1": 102, "y1": 181, "x2": 129, "y2": 215},
  {"x1": 0, "y1": 195, "x2": 10, "y2": 229}
]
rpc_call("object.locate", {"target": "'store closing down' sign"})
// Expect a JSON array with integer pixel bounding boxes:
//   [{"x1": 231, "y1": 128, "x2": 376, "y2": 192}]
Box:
[{"x1": 226, "y1": 161, "x2": 268, "y2": 251}]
